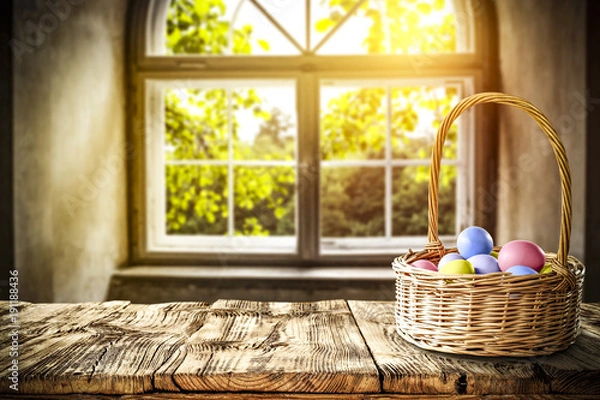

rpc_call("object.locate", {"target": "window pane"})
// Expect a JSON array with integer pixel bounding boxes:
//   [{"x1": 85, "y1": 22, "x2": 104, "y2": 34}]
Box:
[
  {"x1": 234, "y1": 166, "x2": 296, "y2": 236},
  {"x1": 166, "y1": 165, "x2": 228, "y2": 235},
  {"x1": 391, "y1": 86, "x2": 459, "y2": 160},
  {"x1": 320, "y1": 86, "x2": 386, "y2": 161},
  {"x1": 166, "y1": 0, "x2": 232, "y2": 55},
  {"x1": 392, "y1": 165, "x2": 456, "y2": 236},
  {"x1": 234, "y1": 87, "x2": 296, "y2": 161},
  {"x1": 166, "y1": 0, "x2": 299, "y2": 55},
  {"x1": 321, "y1": 167, "x2": 385, "y2": 237},
  {"x1": 317, "y1": 0, "x2": 458, "y2": 55},
  {"x1": 232, "y1": 0, "x2": 299, "y2": 55},
  {"x1": 311, "y1": 0, "x2": 363, "y2": 51},
  {"x1": 165, "y1": 88, "x2": 228, "y2": 161},
  {"x1": 256, "y1": 0, "x2": 307, "y2": 50}
]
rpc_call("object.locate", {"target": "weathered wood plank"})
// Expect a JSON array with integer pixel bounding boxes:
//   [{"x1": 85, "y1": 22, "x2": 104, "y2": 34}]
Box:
[
  {"x1": 536, "y1": 329, "x2": 600, "y2": 394},
  {"x1": 580, "y1": 303, "x2": 600, "y2": 334},
  {"x1": 1, "y1": 301, "x2": 599, "y2": 397},
  {"x1": 0, "y1": 300, "x2": 377, "y2": 395},
  {"x1": 0, "y1": 301, "x2": 132, "y2": 369},
  {"x1": 1, "y1": 393, "x2": 599, "y2": 399},
  {"x1": 85, "y1": 302, "x2": 211, "y2": 394},
  {"x1": 0, "y1": 301, "x2": 133, "y2": 394},
  {"x1": 0, "y1": 301, "x2": 210, "y2": 395},
  {"x1": 348, "y1": 301, "x2": 600, "y2": 396},
  {"x1": 0, "y1": 300, "x2": 29, "y2": 314},
  {"x1": 169, "y1": 299, "x2": 380, "y2": 394}
]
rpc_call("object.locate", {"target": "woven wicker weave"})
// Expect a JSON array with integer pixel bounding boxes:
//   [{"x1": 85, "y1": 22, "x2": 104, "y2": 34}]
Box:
[{"x1": 392, "y1": 92, "x2": 585, "y2": 357}]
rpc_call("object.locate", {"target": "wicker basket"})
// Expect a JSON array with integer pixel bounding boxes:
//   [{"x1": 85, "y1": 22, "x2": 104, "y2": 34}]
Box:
[{"x1": 392, "y1": 92, "x2": 585, "y2": 357}]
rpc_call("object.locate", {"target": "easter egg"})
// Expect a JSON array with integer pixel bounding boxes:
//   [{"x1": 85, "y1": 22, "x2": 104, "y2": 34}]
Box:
[
  {"x1": 411, "y1": 259, "x2": 438, "y2": 272},
  {"x1": 457, "y1": 226, "x2": 494, "y2": 259},
  {"x1": 498, "y1": 240, "x2": 545, "y2": 272},
  {"x1": 540, "y1": 263, "x2": 553, "y2": 274},
  {"x1": 439, "y1": 259, "x2": 475, "y2": 275},
  {"x1": 467, "y1": 254, "x2": 501, "y2": 274},
  {"x1": 438, "y1": 253, "x2": 464, "y2": 268},
  {"x1": 506, "y1": 265, "x2": 539, "y2": 276},
  {"x1": 490, "y1": 250, "x2": 499, "y2": 259}
]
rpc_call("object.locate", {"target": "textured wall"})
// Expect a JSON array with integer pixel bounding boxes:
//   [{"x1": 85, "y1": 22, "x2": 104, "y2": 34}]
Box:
[
  {"x1": 13, "y1": 0, "x2": 128, "y2": 302},
  {"x1": 495, "y1": 1, "x2": 586, "y2": 261}
]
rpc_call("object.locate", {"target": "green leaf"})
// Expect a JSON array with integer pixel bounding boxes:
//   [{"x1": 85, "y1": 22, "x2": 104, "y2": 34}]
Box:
[
  {"x1": 257, "y1": 39, "x2": 270, "y2": 51},
  {"x1": 315, "y1": 18, "x2": 335, "y2": 33},
  {"x1": 274, "y1": 207, "x2": 286, "y2": 219},
  {"x1": 194, "y1": 0, "x2": 209, "y2": 17},
  {"x1": 417, "y1": 3, "x2": 432, "y2": 15}
]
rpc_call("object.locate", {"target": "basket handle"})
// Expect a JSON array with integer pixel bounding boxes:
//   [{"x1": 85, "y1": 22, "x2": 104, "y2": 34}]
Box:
[{"x1": 427, "y1": 92, "x2": 574, "y2": 290}]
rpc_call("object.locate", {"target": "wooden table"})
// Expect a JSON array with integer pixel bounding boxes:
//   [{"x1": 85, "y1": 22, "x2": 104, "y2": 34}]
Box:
[{"x1": 1, "y1": 300, "x2": 599, "y2": 399}]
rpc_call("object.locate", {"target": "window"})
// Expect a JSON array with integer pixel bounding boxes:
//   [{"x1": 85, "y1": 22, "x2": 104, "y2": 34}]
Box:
[{"x1": 129, "y1": 0, "x2": 494, "y2": 265}]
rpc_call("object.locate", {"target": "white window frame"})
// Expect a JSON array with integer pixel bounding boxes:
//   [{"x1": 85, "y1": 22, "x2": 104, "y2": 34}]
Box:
[
  {"x1": 319, "y1": 77, "x2": 474, "y2": 255},
  {"x1": 146, "y1": 78, "x2": 298, "y2": 254},
  {"x1": 127, "y1": 0, "x2": 495, "y2": 266}
]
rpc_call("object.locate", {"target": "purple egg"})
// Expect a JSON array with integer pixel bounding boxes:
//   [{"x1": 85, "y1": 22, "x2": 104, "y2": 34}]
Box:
[
  {"x1": 506, "y1": 265, "x2": 539, "y2": 276},
  {"x1": 468, "y1": 254, "x2": 501, "y2": 274},
  {"x1": 438, "y1": 253, "x2": 464, "y2": 268},
  {"x1": 457, "y1": 226, "x2": 494, "y2": 259},
  {"x1": 411, "y1": 259, "x2": 438, "y2": 272}
]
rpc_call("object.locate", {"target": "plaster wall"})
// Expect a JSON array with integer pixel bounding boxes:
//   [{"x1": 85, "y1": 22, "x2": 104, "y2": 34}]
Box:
[
  {"x1": 14, "y1": 0, "x2": 129, "y2": 302},
  {"x1": 495, "y1": 0, "x2": 586, "y2": 262}
]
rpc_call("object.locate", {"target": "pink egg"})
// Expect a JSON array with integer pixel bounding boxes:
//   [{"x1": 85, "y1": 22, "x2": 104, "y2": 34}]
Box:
[
  {"x1": 498, "y1": 240, "x2": 545, "y2": 272},
  {"x1": 411, "y1": 259, "x2": 438, "y2": 272}
]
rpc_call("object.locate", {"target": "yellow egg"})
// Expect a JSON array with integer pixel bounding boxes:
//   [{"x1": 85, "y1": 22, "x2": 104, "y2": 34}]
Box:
[
  {"x1": 439, "y1": 260, "x2": 475, "y2": 275},
  {"x1": 490, "y1": 250, "x2": 499, "y2": 259},
  {"x1": 540, "y1": 263, "x2": 553, "y2": 274}
]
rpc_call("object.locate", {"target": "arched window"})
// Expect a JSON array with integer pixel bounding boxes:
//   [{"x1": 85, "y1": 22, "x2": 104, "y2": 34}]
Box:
[{"x1": 128, "y1": 0, "x2": 495, "y2": 265}]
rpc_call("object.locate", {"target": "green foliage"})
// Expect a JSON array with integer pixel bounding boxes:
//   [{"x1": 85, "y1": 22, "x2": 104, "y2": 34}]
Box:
[
  {"x1": 164, "y1": 88, "x2": 296, "y2": 236},
  {"x1": 164, "y1": 0, "x2": 459, "y2": 238},
  {"x1": 166, "y1": 165, "x2": 228, "y2": 234},
  {"x1": 392, "y1": 166, "x2": 456, "y2": 236},
  {"x1": 320, "y1": 85, "x2": 458, "y2": 237},
  {"x1": 321, "y1": 167, "x2": 385, "y2": 237},
  {"x1": 166, "y1": 0, "x2": 262, "y2": 54},
  {"x1": 234, "y1": 166, "x2": 295, "y2": 236},
  {"x1": 165, "y1": 89, "x2": 228, "y2": 161},
  {"x1": 320, "y1": 88, "x2": 387, "y2": 160},
  {"x1": 316, "y1": 0, "x2": 457, "y2": 54}
]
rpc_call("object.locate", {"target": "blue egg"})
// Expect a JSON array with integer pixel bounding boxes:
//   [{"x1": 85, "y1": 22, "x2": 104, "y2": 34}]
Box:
[
  {"x1": 457, "y1": 226, "x2": 494, "y2": 259},
  {"x1": 468, "y1": 254, "x2": 501, "y2": 274},
  {"x1": 438, "y1": 253, "x2": 464, "y2": 268},
  {"x1": 506, "y1": 265, "x2": 539, "y2": 276}
]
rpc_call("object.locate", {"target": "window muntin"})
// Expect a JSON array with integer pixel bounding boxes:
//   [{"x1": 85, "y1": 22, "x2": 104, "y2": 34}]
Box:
[
  {"x1": 135, "y1": 0, "x2": 482, "y2": 261},
  {"x1": 319, "y1": 79, "x2": 468, "y2": 255},
  {"x1": 154, "y1": 0, "x2": 472, "y2": 56},
  {"x1": 147, "y1": 79, "x2": 298, "y2": 253}
]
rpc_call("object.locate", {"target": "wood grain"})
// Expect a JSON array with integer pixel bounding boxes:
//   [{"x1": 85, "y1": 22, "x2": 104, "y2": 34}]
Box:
[
  {"x1": 0, "y1": 300, "x2": 599, "y2": 397},
  {"x1": 0, "y1": 301, "x2": 210, "y2": 395},
  {"x1": 169, "y1": 299, "x2": 379, "y2": 393},
  {"x1": 0, "y1": 393, "x2": 599, "y2": 399},
  {"x1": 348, "y1": 301, "x2": 600, "y2": 396},
  {"x1": 536, "y1": 304, "x2": 600, "y2": 395},
  {"x1": 580, "y1": 303, "x2": 600, "y2": 334},
  {"x1": 0, "y1": 300, "x2": 378, "y2": 395}
]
